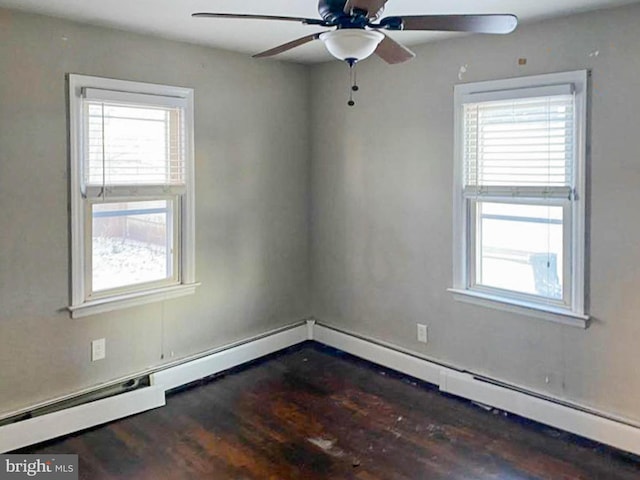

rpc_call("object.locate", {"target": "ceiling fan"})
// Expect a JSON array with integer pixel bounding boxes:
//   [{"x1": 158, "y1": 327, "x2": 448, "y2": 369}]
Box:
[
  {"x1": 193, "y1": 0, "x2": 518, "y2": 104},
  {"x1": 193, "y1": 0, "x2": 517, "y2": 64}
]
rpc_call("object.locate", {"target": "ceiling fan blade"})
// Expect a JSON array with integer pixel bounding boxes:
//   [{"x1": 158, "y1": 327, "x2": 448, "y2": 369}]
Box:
[
  {"x1": 192, "y1": 12, "x2": 323, "y2": 25},
  {"x1": 375, "y1": 34, "x2": 415, "y2": 64},
  {"x1": 253, "y1": 31, "x2": 328, "y2": 58},
  {"x1": 343, "y1": 0, "x2": 388, "y2": 19},
  {"x1": 386, "y1": 14, "x2": 518, "y2": 34}
]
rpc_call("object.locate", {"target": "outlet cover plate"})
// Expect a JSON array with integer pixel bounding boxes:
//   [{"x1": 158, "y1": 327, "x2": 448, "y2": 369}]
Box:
[
  {"x1": 92, "y1": 338, "x2": 106, "y2": 361},
  {"x1": 417, "y1": 324, "x2": 428, "y2": 344}
]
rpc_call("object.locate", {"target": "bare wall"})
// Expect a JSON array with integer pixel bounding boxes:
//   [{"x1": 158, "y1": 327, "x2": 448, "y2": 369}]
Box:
[
  {"x1": 0, "y1": 9, "x2": 310, "y2": 416},
  {"x1": 310, "y1": 3, "x2": 640, "y2": 424}
]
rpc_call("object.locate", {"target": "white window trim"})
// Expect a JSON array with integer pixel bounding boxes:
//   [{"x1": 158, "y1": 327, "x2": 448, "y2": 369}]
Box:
[
  {"x1": 68, "y1": 74, "x2": 199, "y2": 318},
  {"x1": 451, "y1": 70, "x2": 589, "y2": 328}
]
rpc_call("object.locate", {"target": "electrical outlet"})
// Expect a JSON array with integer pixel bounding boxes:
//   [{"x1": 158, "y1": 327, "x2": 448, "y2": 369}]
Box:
[
  {"x1": 91, "y1": 338, "x2": 106, "y2": 361},
  {"x1": 417, "y1": 324, "x2": 428, "y2": 344}
]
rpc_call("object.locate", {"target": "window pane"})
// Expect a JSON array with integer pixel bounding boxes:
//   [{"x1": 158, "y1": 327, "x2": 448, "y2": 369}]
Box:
[
  {"x1": 476, "y1": 202, "x2": 563, "y2": 300},
  {"x1": 92, "y1": 200, "x2": 173, "y2": 292}
]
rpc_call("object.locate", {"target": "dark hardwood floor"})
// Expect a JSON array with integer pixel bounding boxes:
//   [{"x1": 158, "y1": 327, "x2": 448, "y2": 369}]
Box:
[{"x1": 21, "y1": 343, "x2": 640, "y2": 479}]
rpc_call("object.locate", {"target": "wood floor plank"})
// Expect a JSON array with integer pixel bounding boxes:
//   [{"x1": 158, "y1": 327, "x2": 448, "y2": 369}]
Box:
[{"x1": 19, "y1": 343, "x2": 640, "y2": 479}]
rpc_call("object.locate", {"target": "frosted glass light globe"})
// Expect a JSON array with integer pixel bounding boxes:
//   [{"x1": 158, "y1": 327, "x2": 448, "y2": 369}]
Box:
[{"x1": 320, "y1": 30, "x2": 384, "y2": 62}]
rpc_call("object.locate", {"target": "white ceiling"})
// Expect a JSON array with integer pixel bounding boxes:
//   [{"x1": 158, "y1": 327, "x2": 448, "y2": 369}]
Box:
[{"x1": 0, "y1": 0, "x2": 637, "y2": 63}]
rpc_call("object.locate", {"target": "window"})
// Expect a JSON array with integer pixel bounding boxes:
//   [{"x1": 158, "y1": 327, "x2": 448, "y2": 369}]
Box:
[
  {"x1": 68, "y1": 75, "x2": 197, "y2": 318},
  {"x1": 450, "y1": 71, "x2": 588, "y2": 326}
]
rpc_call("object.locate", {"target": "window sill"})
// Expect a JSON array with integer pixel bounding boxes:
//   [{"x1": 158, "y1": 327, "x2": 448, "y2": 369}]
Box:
[
  {"x1": 447, "y1": 288, "x2": 590, "y2": 329},
  {"x1": 68, "y1": 283, "x2": 201, "y2": 319}
]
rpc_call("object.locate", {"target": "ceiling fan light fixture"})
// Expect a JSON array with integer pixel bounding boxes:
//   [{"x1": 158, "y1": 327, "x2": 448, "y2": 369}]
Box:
[{"x1": 320, "y1": 29, "x2": 384, "y2": 62}]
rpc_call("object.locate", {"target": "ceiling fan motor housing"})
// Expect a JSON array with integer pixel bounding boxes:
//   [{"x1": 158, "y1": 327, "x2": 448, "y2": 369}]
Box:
[{"x1": 318, "y1": 0, "x2": 384, "y2": 25}]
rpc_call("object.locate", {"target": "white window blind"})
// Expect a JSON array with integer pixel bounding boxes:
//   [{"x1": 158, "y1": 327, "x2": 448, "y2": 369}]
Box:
[
  {"x1": 463, "y1": 92, "x2": 575, "y2": 196},
  {"x1": 82, "y1": 92, "x2": 186, "y2": 195}
]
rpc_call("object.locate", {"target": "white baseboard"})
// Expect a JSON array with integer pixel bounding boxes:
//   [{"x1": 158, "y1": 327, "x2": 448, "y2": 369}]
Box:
[
  {"x1": 151, "y1": 323, "x2": 308, "y2": 391},
  {"x1": 313, "y1": 323, "x2": 441, "y2": 385},
  {"x1": 0, "y1": 386, "x2": 165, "y2": 453},
  {"x1": 441, "y1": 370, "x2": 640, "y2": 456},
  {"x1": 0, "y1": 321, "x2": 309, "y2": 453},
  {"x1": 3, "y1": 319, "x2": 639, "y2": 457},
  {"x1": 313, "y1": 323, "x2": 640, "y2": 457}
]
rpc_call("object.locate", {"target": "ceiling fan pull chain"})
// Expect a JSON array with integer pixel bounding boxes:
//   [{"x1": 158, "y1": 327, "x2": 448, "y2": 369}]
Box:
[{"x1": 347, "y1": 59, "x2": 359, "y2": 106}]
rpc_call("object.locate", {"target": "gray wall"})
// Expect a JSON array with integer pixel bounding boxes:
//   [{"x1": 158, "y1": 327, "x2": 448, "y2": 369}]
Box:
[
  {"x1": 3, "y1": 2, "x2": 640, "y2": 427},
  {"x1": 0, "y1": 9, "x2": 310, "y2": 416},
  {"x1": 310, "y1": 3, "x2": 640, "y2": 424}
]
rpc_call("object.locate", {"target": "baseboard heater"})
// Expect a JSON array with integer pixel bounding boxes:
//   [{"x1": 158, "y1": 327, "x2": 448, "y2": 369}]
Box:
[
  {"x1": 0, "y1": 321, "x2": 309, "y2": 453},
  {"x1": 2, "y1": 319, "x2": 639, "y2": 458},
  {"x1": 313, "y1": 322, "x2": 640, "y2": 457},
  {"x1": 0, "y1": 379, "x2": 165, "y2": 453},
  {"x1": 0, "y1": 376, "x2": 152, "y2": 429}
]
